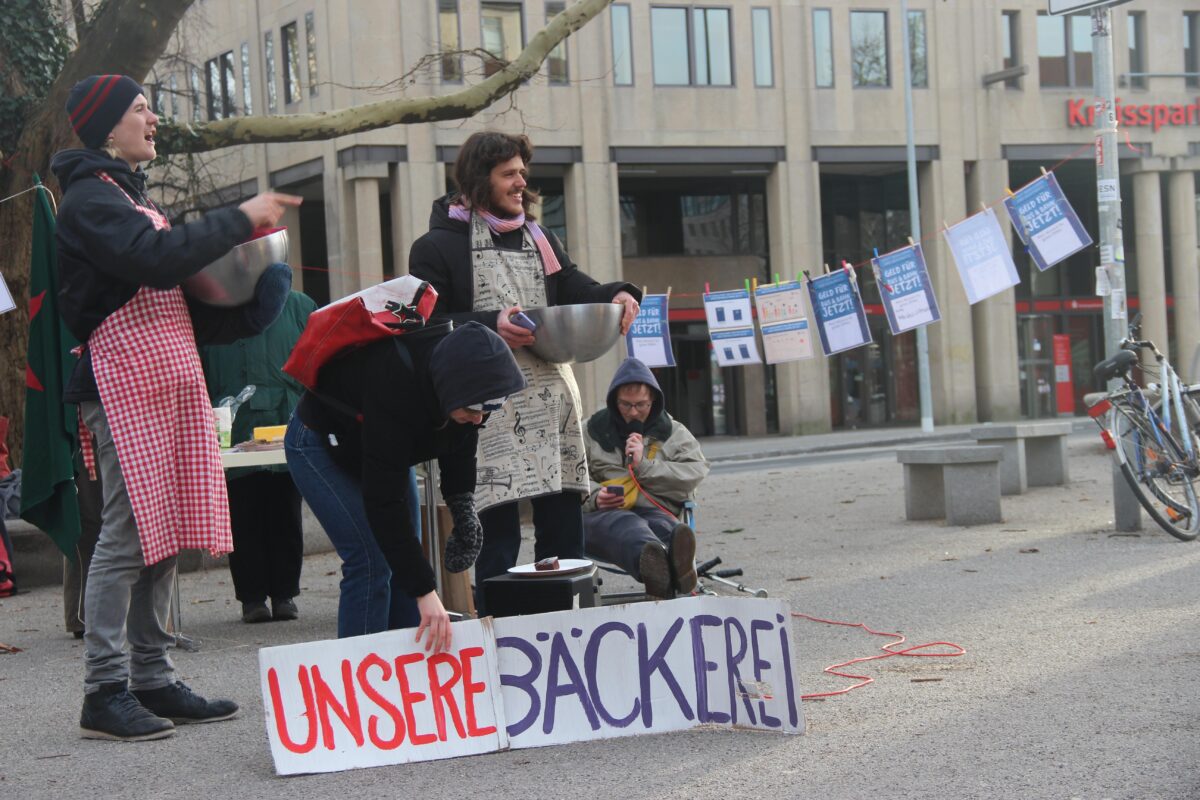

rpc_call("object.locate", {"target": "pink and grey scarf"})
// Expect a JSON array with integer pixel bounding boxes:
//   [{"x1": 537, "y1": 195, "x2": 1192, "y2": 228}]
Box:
[{"x1": 449, "y1": 202, "x2": 562, "y2": 276}]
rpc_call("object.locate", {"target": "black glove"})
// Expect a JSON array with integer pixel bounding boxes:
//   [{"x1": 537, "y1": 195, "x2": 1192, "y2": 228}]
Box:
[
  {"x1": 240, "y1": 262, "x2": 292, "y2": 333},
  {"x1": 443, "y1": 492, "x2": 483, "y2": 573}
]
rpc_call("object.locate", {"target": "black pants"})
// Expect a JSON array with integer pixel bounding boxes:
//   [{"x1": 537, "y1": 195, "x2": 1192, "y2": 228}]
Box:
[
  {"x1": 226, "y1": 471, "x2": 304, "y2": 603},
  {"x1": 475, "y1": 491, "x2": 584, "y2": 612}
]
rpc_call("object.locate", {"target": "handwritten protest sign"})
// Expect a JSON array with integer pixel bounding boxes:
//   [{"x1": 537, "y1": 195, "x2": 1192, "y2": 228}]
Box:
[
  {"x1": 754, "y1": 281, "x2": 813, "y2": 364},
  {"x1": 805, "y1": 269, "x2": 872, "y2": 356},
  {"x1": 624, "y1": 294, "x2": 675, "y2": 367},
  {"x1": 1003, "y1": 172, "x2": 1092, "y2": 272},
  {"x1": 260, "y1": 597, "x2": 803, "y2": 775},
  {"x1": 870, "y1": 244, "x2": 940, "y2": 335},
  {"x1": 942, "y1": 208, "x2": 1020, "y2": 305}
]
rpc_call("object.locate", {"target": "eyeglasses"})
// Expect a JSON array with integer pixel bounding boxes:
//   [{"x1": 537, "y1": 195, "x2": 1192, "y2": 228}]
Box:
[
  {"x1": 617, "y1": 400, "x2": 652, "y2": 412},
  {"x1": 466, "y1": 397, "x2": 507, "y2": 413}
]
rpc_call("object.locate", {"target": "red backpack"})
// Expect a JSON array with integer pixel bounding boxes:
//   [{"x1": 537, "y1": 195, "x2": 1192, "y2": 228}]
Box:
[{"x1": 283, "y1": 276, "x2": 438, "y2": 390}]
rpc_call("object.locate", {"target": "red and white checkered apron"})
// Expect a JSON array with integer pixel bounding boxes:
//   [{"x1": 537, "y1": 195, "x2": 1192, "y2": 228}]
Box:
[{"x1": 86, "y1": 172, "x2": 232, "y2": 565}]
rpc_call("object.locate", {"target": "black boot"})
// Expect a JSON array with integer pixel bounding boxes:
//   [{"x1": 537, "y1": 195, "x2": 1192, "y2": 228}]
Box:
[
  {"x1": 133, "y1": 681, "x2": 238, "y2": 724},
  {"x1": 80, "y1": 681, "x2": 175, "y2": 742}
]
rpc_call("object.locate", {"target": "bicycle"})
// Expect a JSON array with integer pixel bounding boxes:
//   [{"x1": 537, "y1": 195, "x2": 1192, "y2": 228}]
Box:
[{"x1": 1086, "y1": 315, "x2": 1200, "y2": 541}]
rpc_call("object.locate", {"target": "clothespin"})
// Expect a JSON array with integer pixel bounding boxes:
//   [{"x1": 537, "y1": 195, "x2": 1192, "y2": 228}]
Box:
[
  {"x1": 666, "y1": 285, "x2": 672, "y2": 298},
  {"x1": 907, "y1": 236, "x2": 915, "y2": 248},
  {"x1": 942, "y1": 220, "x2": 950, "y2": 232},
  {"x1": 744, "y1": 278, "x2": 751, "y2": 294},
  {"x1": 979, "y1": 202, "x2": 989, "y2": 215},
  {"x1": 1004, "y1": 187, "x2": 1015, "y2": 198},
  {"x1": 1039, "y1": 166, "x2": 1048, "y2": 177},
  {"x1": 774, "y1": 272, "x2": 781, "y2": 285},
  {"x1": 704, "y1": 282, "x2": 711, "y2": 296},
  {"x1": 802, "y1": 269, "x2": 813, "y2": 283},
  {"x1": 823, "y1": 263, "x2": 830, "y2": 275},
  {"x1": 872, "y1": 247, "x2": 880, "y2": 260},
  {"x1": 641, "y1": 285, "x2": 648, "y2": 298},
  {"x1": 751, "y1": 277, "x2": 758, "y2": 294}
]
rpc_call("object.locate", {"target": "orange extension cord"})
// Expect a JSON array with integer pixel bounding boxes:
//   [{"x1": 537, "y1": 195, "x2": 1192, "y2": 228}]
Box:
[{"x1": 793, "y1": 613, "x2": 966, "y2": 700}]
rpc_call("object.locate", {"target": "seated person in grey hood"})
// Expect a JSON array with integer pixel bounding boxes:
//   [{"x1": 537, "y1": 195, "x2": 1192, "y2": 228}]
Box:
[
  {"x1": 285, "y1": 321, "x2": 526, "y2": 650},
  {"x1": 582, "y1": 358, "x2": 710, "y2": 599}
]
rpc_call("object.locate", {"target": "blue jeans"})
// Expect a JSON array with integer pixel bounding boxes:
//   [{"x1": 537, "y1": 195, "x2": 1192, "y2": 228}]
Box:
[{"x1": 284, "y1": 416, "x2": 420, "y2": 638}]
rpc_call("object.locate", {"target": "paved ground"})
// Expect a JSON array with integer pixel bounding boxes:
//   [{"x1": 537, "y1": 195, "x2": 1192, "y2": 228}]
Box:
[{"x1": 3, "y1": 429, "x2": 1199, "y2": 799}]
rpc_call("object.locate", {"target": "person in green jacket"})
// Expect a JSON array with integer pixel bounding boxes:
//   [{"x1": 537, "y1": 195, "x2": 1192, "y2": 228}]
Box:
[{"x1": 200, "y1": 290, "x2": 316, "y2": 623}]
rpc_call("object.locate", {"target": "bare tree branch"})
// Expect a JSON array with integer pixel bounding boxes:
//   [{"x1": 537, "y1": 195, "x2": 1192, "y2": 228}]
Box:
[{"x1": 156, "y1": 0, "x2": 613, "y2": 155}]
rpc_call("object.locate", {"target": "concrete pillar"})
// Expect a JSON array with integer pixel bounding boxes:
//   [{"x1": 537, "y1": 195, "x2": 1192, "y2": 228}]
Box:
[
  {"x1": 340, "y1": 163, "x2": 388, "y2": 295},
  {"x1": 967, "y1": 159, "x2": 1020, "y2": 421},
  {"x1": 919, "y1": 159, "x2": 977, "y2": 424},
  {"x1": 767, "y1": 159, "x2": 831, "y2": 434},
  {"x1": 1131, "y1": 168, "x2": 1168, "y2": 366},
  {"x1": 394, "y1": 125, "x2": 445, "y2": 275},
  {"x1": 1168, "y1": 163, "x2": 1199, "y2": 378}
]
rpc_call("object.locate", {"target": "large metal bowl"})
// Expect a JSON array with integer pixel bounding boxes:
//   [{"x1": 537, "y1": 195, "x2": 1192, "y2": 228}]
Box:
[
  {"x1": 183, "y1": 227, "x2": 288, "y2": 307},
  {"x1": 524, "y1": 304, "x2": 623, "y2": 364}
]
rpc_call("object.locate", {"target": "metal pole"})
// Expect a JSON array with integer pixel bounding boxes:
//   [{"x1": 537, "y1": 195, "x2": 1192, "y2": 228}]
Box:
[
  {"x1": 901, "y1": 0, "x2": 934, "y2": 433},
  {"x1": 1092, "y1": 7, "x2": 1141, "y2": 531}
]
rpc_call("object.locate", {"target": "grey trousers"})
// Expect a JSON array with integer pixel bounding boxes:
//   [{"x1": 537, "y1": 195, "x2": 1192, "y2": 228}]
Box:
[
  {"x1": 64, "y1": 453, "x2": 102, "y2": 634},
  {"x1": 80, "y1": 401, "x2": 176, "y2": 694},
  {"x1": 583, "y1": 506, "x2": 679, "y2": 580}
]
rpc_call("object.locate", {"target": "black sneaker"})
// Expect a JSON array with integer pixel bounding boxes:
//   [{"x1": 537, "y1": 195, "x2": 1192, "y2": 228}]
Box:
[
  {"x1": 638, "y1": 542, "x2": 673, "y2": 599},
  {"x1": 271, "y1": 597, "x2": 298, "y2": 621},
  {"x1": 80, "y1": 682, "x2": 175, "y2": 741},
  {"x1": 668, "y1": 524, "x2": 698, "y2": 595},
  {"x1": 242, "y1": 601, "x2": 271, "y2": 624},
  {"x1": 133, "y1": 681, "x2": 238, "y2": 725}
]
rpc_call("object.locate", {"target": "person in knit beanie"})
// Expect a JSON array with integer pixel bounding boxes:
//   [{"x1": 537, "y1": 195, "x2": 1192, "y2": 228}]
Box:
[{"x1": 50, "y1": 75, "x2": 302, "y2": 743}]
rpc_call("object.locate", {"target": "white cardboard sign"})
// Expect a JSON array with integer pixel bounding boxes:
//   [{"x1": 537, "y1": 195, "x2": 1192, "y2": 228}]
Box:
[{"x1": 259, "y1": 597, "x2": 803, "y2": 775}]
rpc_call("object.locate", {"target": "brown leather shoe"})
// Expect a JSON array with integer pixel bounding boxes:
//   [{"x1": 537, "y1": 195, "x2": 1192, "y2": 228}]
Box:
[
  {"x1": 668, "y1": 524, "x2": 697, "y2": 595},
  {"x1": 638, "y1": 542, "x2": 672, "y2": 599}
]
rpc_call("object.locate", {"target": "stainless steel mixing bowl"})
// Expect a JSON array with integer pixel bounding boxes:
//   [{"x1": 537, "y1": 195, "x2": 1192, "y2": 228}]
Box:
[
  {"x1": 523, "y1": 303, "x2": 623, "y2": 364},
  {"x1": 183, "y1": 227, "x2": 289, "y2": 307}
]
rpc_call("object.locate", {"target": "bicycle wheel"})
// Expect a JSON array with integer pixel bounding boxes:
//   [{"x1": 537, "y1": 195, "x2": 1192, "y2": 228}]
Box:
[{"x1": 1110, "y1": 403, "x2": 1200, "y2": 541}]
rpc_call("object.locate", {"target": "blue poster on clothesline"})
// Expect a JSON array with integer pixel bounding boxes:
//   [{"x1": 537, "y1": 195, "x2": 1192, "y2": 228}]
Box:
[
  {"x1": 1003, "y1": 172, "x2": 1092, "y2": 272},
  {"x1": 805, "y1": 269, "x2": 872, "y2": 357},
  {"x1": 871, "y1": 243, "x2": 941, "y2": 335},
  {"x1": 624, "y1": 294, "x2": 675, "y2": 367}
]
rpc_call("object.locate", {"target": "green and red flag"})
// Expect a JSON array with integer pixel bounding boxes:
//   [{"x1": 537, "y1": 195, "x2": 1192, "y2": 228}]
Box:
[{"x1": 20, "y1": 176, "x2": 81, "y2": 557}]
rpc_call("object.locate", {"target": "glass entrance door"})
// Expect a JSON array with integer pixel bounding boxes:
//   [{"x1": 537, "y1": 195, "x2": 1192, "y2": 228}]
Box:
[{"x1": 1018, "y1": 315, "x2": 1057, "y2": 418}]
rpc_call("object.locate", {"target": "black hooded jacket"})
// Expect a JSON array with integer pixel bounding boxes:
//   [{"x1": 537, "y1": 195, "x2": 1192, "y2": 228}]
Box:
[
  {"x1": 294, "y1": 321, "x2": 526, "y2": 597},
  {"x1": 50, "y1": 148, "x2": 256, "y2": 401},
  {"x1": 408, "y1": 193, "x2": 641, "y2": 327}
]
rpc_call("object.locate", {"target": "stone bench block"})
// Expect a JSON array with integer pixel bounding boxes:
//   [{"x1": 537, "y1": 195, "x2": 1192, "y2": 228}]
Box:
[
  {"x1": 970, "y1": 422, "x2": 1072, "y2": 493},
  {"x1": 897, "y1": 445, "x2": 1003, "y2": 526}
]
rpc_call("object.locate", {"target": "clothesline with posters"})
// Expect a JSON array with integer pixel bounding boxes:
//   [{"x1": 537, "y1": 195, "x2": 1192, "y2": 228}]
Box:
[{"x1": 624, "y1": 147, "x2": 1098, "y2": 369}]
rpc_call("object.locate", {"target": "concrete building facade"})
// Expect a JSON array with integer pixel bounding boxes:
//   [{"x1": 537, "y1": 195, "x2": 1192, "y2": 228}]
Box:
[{"x1": 148, "y1": 0, "x2": 1200, "y2": 437}]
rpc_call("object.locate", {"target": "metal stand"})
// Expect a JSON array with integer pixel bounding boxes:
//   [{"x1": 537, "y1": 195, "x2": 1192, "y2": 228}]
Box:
[
  {"x1": 695, "y1": 556, "x2": 768, "y2": 598},
  {"x1": 170, "y1": 570, "x2": 200, "y2": 652}
]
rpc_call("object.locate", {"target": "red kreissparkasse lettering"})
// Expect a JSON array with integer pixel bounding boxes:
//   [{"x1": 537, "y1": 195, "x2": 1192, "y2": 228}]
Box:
[
  {"x1": 312, "y1": 660, "x2": 365, "y2": 750},
  {"x1": 356, "y1": 653, "x2": 406, "y2": 749},
  {"x1": 460, "y1": 646, "x2": 497, "y2": 737},
  {"x1": 426, "y1": 653, "x2": 467, "y2": 741},
  {"x1": 394, "y1": 653, "x2": 437, "y2": 745},
  {"x1": 267, "y1": 666, "x2": 319, "y2": 754}
]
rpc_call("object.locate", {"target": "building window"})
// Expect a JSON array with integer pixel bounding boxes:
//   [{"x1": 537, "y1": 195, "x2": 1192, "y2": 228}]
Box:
[
  {"x1": 305, "y1": 12, "x2": 319, "y2": 97},
  {"x1": 168, "y1": 73, "x2": 179, "y2": 118},
  {"x1": 481, "y1": 2, "x2": 523, "y2": 78},
  {"x1": 620, "y1": 189, "x2": 766, "y2": 257},
  {"x1": 907, "y1": 10, "x2": 927, "y2": 87},
  {"x1": 1037, "y1": 12, "x2": 1091, "y2": 88},
  {"x1": 1125, "y1": 12, "x2": 1145, "y2": 90},
  {"x1": 150, "y1": 82, "x2": 165, "y2": 116},
  {"x1": 439, "y1": 0, "x2": 462, "y2": 82},
  {"x1": 1002, "y1": 10, "x2": 1020, "y2": 89},
  {"x1": 813, "y1": 8, "x2": 833, "y2": 88},
  {"x1": 546, "y1": 2, "x2": 568, "y2": 84},
  {"x1": 205, "y1": 52, "x2": 236, "y2": 120},
  {"x1": 752, "y1": 7, "x2": 773, "y2": 87},
  {"x1": 240, "y1": 42, "x2": 253, "y2": 114},
  {"x1": 263, "y1": 31, "x2": 278, "y2": 113},
  {"x1": 1186, "y1": 12, "x2": 1200, "y2": 89},
  {"x1": 650, "y1": 6, "x2": 733, "y2": 87},
  {"x1": 189, "y1": 66, "x2": 203, "y2": 122},
  {"x1": 612, "y1": 3, "x2": 633, "y2": 85},
  {"x1": 850, "y1": 10, "x2": 889, "y2": 87},
  {"x1": 282, "y1": 21, "x2": 301, "y2": 104}
]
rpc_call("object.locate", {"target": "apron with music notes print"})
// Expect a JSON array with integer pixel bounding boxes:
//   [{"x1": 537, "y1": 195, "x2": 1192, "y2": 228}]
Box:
[{"x1": 468, "y1": 213, "x2": 589, "y2": 511}]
